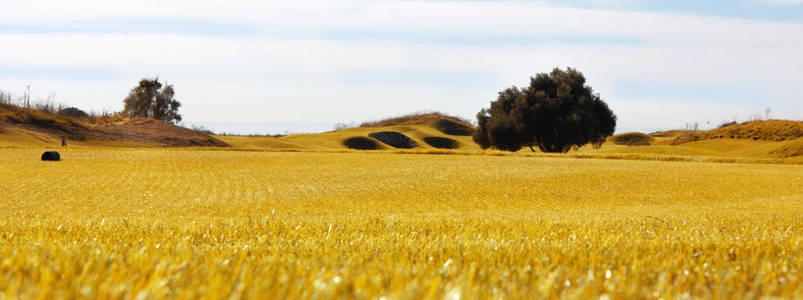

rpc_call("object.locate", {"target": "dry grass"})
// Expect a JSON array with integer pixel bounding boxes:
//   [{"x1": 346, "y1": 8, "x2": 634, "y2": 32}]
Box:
[
  {"x1": 770, "y1": 137, "x2": 803, "y2": 158},
  {"x1": 359, "y1": 112, "x2": 472, "y2": 128},
  {"x1": 1, "y1": 148, "x2": 802, "y2": 298},
  {"x1": 671, "y1": 120, "x2": 803, "y2": 145}
]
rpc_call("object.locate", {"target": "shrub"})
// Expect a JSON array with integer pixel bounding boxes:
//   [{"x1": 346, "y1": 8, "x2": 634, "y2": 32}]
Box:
[
  {"x1": 423, "y1": 137, "x2": 459, "y2": 149},
  {"x1": 717, "y1": 121, "x2": 738, "y2": 128},
  {"x1": 368, "y1": 131, "x2": 416, "y2": 149},
  {"x1": 433, "y1": 119, "x2": 474, "y2": 136},
  {"x1": 473, "y1": 67, "x2": 617, "y2": 153},
  {"x1": 343, "y1": 137, "x2": 381, "y2": 150},
  {"x1": 58, "y1": 107, "x2": 90, "y2": 119},
  {"x1": 610, "y1": 132, "x2": 655, "y2": 146},
  {"x1": 123, "y1": 78, "x2": 182, "y2": 124}
]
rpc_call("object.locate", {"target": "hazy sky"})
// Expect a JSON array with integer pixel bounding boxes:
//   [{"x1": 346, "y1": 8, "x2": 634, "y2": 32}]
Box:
[{"x1": 1, "y1": 0, "x2": 802, "y2": 134}]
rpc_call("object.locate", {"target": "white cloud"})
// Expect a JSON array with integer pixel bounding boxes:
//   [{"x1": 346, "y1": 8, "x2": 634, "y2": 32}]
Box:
[
  {"x1": 752, "y1": 0, "x2": 803, "y2": 6},
  {"x1": 0, "y1": 1, "x2": 801, "y2": 130}
]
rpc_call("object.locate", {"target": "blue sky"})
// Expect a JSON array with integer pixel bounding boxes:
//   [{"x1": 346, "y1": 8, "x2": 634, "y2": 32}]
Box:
[{"x1": 0, "y1": 0, "x2": 801, "y2": 134}]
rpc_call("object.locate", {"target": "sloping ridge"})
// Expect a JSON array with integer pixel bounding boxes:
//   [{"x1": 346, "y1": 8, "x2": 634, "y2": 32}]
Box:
[
  {"x1": 770, "y1": 138, "x2": 803, "y2": 158},
  {"x1": 0, "y1": 103, "x2": 228, "y2": 147},
  {"x1": 99, "y1": 118, "x2": 229, "y2": 147},
  {"x1": 671, "y1": 120, "x2": 803, "y2": 145}
]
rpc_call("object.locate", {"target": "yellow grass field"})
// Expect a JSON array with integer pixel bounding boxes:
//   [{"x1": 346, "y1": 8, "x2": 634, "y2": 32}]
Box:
[{"x1": 1, "y1": 148, "x2": 802, "y2": 298}]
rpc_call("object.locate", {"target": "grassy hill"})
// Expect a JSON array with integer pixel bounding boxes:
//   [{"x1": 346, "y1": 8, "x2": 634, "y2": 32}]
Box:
[
  {"x1": 578, "y1": 138, "x2": 803, "y2": 162},
  {"x1": 218, "y1": 115, "x2": 802, "y2": 163},
  {"x1": 675, "y1": 120, "x2": 802, "y2": 143},
  {"x1": 576, "y1": 120, "x2": 803, "y2": 163},
  {"x1": 216, "y1": 112, "x2": 479, "y2": 151},
  {"x1": 0, "y1": 103, "x2": 228, "y2": 147},
  {"x1": 2, "y1": 104, "x2": 800, "y2": 163}
]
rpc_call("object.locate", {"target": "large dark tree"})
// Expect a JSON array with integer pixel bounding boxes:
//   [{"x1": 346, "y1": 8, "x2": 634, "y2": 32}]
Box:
[
  {"x1": 473, "y1": 67, "x2": 616, "y2": 153},
  {"x1": 123, "y1": 78, "x2": 182, "y2": 124}
]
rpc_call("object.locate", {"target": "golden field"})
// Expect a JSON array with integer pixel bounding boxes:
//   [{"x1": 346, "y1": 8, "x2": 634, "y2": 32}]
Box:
[{"x1": 1, "y1": 148, "x2": 802, "y2": 299}]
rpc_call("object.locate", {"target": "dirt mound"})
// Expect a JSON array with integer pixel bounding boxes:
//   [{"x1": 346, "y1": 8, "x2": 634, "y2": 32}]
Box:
[
  {"x1": 610, "y1": 132, "x2": 655, "y2": 146},
  {"x1": 0, "y1": 103, "x2": 228, "y2": 147},
  {"x1": 343, "y1": 137, "x2": 381, "y2": 150},
  {"x1": 423, "y1": 136, "x2": 458, "y2": 149},
  {"x1": 101, "y1": 118, "x2": 229, "y2": 147},
  {"x1": 1, "y1": 103, "x2": 93, "y2": 141},
  {"x1": 770, "y1": 138, "x2": 803, "y2": 158},
  {"x1": 368, "y1": 131, "x2": 416, "y2": 149}
]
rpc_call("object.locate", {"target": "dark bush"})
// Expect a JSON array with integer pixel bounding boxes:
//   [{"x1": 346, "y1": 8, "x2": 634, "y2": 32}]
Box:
[
  {"x1": 41, "y1": 151, "x2": 60, "y2": 161},
  {"x1": 433, "y1": 119, "x2": 474, "y2": 136},
  {"x1": 718, "y1": 121, "x2": 738, "y2": 128},
  {"x1": 57, "y1": 107, "x2": 89, "y2": 119},
  {"x1": 473, "y1": 67, "x2": 617, "y2": 153},
  {"x1": 343, "y1": 137, "x2": 381, "y2": 150},
  {"x1": 423, "y1": 136, "x2": 459, "y2": 149},
  {"x1": 369, "y1": 131, "x2": 416, "y2": 149},
  {"x1": 609, "y1": 132, "x2": 655, "y2": 146}
]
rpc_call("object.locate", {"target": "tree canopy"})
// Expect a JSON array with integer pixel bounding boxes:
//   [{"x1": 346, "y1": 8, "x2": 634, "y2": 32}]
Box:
[
  {"x1": 473, "y1": 67, "x2": 616, "y2": 153},
  {"x1": 123, "y1": 78, "x2": 182, "y2": 124}
]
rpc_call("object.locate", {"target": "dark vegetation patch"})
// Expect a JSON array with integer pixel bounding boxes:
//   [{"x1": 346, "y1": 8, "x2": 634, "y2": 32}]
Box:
[
  {"x1": 433, "y1": 119, "x2": 474, "y2": 136},
  {"x1": 41, "y1": 151, "x2": 60, "y2": 161},
  {"x1": 343, "y1": 137, "x2": 381, "y2": 150},
  {"x1": 369, "y1": 131, "x2": 416, "y2": 149},
  {"x1": 57, "y1": 107, "x2": 89, "y2": 119},
  {"x1": 717, "y1": 121, "x2": 738, "y2": 128},
  {"x1": 423, "y1": 136, "x2": 458, "y2": 149},
  {"x1": 472, "y1": 68, "x2": 616, "y2": 153},
  {"x1": 609, "y1": 132, "x2": 655, "y2": 146}
]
